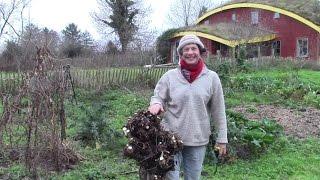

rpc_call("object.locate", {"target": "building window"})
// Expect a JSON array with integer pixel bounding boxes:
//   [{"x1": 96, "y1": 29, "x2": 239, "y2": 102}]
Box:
[
  {"x1": 251, "y1": 11, "x2": 259, "y2": 24},
  {"x1": 297, "y1": 38, "x2": 308, "y2": 57},
  {"x1": 232, "y1": 13, "x2": 236, "y2": 22},
  {"x1": 272, "y1": 40, "x2": 281, "y2": 56},
  {"x1": 173, "y1": 41, "x2": 179, "y2": 63},
  {"x1": 274, "y1": 12, "x2": 280, "y2": 19}
]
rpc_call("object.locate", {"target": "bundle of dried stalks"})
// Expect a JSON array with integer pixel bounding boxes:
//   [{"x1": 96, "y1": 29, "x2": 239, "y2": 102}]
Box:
[
  {"x1": 123, "y1": 111, "x2": 183, "y2": 180},
  {"x1": 0, "y1": 46, "x2": 81, "y2": 177}
]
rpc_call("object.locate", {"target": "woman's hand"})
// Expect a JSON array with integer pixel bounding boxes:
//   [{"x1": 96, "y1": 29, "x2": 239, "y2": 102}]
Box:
[
  {"x1": 148, "y1": 104, "x2": 164, "y2": 115},
  {"x1": 214, "y1": 143, "x2": 227, "y2": 156}
]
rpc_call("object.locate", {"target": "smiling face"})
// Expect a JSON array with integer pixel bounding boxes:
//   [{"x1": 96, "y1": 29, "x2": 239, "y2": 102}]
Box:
[{"x1": 181, "y1": 43, "x2": 201, "y2": 65}]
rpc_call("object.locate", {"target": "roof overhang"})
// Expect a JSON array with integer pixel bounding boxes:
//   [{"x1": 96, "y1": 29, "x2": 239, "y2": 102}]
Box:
[
  {"x1": 196, "y1": 3, "x2": 320, "y2": 33},
  {"x1": 173, "y1": 31, "x2": 277, "y2": 47}
]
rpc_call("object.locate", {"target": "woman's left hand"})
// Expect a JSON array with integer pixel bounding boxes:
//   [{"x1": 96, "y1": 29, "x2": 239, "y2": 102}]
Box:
[{"x1": 214, "y1": 143, "x2": 227, "y2": 156}]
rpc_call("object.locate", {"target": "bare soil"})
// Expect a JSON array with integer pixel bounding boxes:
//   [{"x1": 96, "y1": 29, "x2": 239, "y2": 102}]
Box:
[{"x1": 232, "y1": 105, "x2": 320, "y2": 138}]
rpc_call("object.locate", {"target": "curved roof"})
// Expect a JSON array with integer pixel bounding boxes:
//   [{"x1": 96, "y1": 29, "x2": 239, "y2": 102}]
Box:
[
  {"x1": 173, "y1": 23, "x2": 276, "y2": 47},
  {"x1": 196, "y1": 1, "x2": 320, "y2": 33}
]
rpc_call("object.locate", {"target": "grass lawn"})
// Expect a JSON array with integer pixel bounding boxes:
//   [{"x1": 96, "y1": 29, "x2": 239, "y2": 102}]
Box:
[
  {"x1": 235, "y1": 69, "x2": 320, "y2": 85},
  {"x1": 203, "y1": 138, "x2": 320, "y2": 180}
]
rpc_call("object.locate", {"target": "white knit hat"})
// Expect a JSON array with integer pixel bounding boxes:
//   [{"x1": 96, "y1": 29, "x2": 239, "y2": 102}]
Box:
[{"x1": 177, "y1": 34, "x2": 205, "y2": 54}]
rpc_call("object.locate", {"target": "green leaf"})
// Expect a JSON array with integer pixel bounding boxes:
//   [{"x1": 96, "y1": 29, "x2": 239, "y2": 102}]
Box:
[{"x1": 251, "y1": 139, "x2": 261, "y2": 147}]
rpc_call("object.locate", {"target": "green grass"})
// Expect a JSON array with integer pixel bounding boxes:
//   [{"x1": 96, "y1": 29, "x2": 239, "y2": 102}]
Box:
[
  {"x1": 297, "y1": 70, "x2": 320, "y2": 85},
  {"x1": 44, "y1": 137, "x2": 320, "y2": 180},
  {"x1": 50, "y1": 148, "x2": 140, "y2": 180},
  {"x1": 235, "y1": 69, "x2": 320, "y2": 85},
  {"x1": 203, "y1": 138, "x2": 320, "y2": 180},
  {"x1": 225, "y1": 91, "x2": 279, "y2": 107},
  {"x1": 103, "y1": 90, "x2": 149, "y2": 129},
  {"x1": 225, "y1": 69, "x2": 320, "y2": 108}
]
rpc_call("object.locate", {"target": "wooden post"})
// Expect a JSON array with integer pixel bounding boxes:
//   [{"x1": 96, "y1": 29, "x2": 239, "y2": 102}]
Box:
[{"x1": 231, "y1": 47, "x2": 236, "y2": 58}]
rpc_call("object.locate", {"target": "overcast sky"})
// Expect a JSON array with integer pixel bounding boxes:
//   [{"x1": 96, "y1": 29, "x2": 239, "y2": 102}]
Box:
[
  {"x1": 28, "y1": 0, "x2": 172, "y2": 41},
  {"x1": 0, "y1": 0, "x2": 230, "y2": 47}
]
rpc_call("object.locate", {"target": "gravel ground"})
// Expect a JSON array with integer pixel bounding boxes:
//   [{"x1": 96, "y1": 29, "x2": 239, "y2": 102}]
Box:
[{"x1": 232, "y1": 105, "x2": 320, "y2": 138}]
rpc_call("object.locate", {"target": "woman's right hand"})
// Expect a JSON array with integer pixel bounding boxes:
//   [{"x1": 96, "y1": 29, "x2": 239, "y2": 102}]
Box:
[{"x1": 148, "y1": 104, "x2": 164, "y2": 115}]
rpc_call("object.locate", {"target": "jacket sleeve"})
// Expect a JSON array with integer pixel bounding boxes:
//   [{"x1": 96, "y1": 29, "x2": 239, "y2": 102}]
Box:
[
  {"x1": 211, "y1": 74, "x2": 228, "y2": 143},
  {"x1": 150, "y1": 74, "x2": 169, "y2": 107}
]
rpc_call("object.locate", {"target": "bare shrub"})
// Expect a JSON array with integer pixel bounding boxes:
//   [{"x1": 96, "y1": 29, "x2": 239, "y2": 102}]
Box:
[
  {"x1": 62, "y1": 50, "x2": 156, "y2": 69},
  {"x1": 0, "y1": 46, "x2": 82, "y2": 177}
]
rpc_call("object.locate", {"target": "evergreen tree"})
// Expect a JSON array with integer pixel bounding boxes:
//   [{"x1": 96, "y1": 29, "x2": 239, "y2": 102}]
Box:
[
  {"x1": 95, "y1": 0, "x2": 140, "y2": 53},
  {"x1": 61, "y1": 23, "x2": 83, "y2": 58}
]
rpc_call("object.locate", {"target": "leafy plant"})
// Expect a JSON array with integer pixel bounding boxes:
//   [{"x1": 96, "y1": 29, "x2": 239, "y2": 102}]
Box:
[
  {"x1": 225, "y1": 111, "x2": 285, "y2": 160},
  {"x1": 206, "y1": 60, "x2": 235, "y2": 86},
  {"x1": 226, "y1": 72, "x2": 320, "y2": 107},
  {"x1": 304, "y1": 91, "x2": 320, "y2": 108},
  {"x1": 75, "y1": 102, "x2": 121, "y2": 149},
  {"x1": 236, "y1": 45, "x2": 252, "y2": 73}
]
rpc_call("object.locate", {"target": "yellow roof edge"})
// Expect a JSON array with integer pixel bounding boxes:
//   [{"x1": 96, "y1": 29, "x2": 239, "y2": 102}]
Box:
[
  {"x1": 173, "y1": 31, "x2": 236, "y2": 47},
  {"x1": 173, "y1": 31, "x2": 276, "y2": 47},
  {"x1": 196, "y1": 3, "x2": 320, "y2": 33},
  {"x1": 232, "y1": 34, "x2": 277, "y2": 46}
]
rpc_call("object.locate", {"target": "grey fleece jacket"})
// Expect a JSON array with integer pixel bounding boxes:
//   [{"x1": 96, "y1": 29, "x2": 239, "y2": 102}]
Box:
[{"x1": 150, "y1": 66, "x2": 228, "y2": 146}]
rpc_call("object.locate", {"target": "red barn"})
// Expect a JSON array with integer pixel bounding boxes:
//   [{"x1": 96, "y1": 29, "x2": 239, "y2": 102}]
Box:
[{"x1": 167, "y1": 0, "x2": 320, "y2": 63}]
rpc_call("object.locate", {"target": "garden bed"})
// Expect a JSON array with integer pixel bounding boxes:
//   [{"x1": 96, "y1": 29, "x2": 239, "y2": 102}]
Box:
[{"x1": 233, "y1": 105, "x2": 320, "y2": 138}]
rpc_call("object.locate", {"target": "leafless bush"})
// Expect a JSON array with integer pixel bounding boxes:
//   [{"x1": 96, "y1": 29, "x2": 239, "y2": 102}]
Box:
[
  {"x1": 0, "y1": 48, "x2": 157, "y2": 72},
  {"x1": 0, "y1": 46, "x2": 81, "y2": 177},
  {"x1": 60, "y1": 50, "x2": 156, "y2": 69}
]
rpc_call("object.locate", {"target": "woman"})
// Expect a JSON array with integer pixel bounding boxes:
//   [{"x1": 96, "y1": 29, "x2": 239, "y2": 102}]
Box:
[{"x1": 148, "y1": 34, "x2": 228, "y2": 180}]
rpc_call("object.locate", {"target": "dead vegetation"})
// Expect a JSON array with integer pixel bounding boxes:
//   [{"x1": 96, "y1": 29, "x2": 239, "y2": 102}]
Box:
[
  {"x1": 0, "y1": 46, "x2": 81, "y2": 177},
  {"x1": 185, "y1": 23, "x2": 275, "y2": 41}
]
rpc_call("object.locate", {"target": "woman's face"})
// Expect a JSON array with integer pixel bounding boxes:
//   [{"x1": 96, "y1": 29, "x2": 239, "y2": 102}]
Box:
[{"x1": 181, "y1": 43, "x2": 200, "y2": 65}]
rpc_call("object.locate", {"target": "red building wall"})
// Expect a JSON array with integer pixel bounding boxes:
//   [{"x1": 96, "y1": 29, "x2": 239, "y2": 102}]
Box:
[{"x1": 201, "y1": 7, "x2": 319, "y2": 60}]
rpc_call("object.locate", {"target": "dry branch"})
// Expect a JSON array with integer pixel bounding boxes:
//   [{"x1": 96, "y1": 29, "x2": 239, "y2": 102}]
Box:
[{"x1": 0, "y1": 45, "x2": 80, "y2": 177}]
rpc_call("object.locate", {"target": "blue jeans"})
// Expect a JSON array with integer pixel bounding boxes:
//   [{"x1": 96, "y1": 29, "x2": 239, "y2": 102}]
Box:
[{"x1": 166, "y1": 145, "x2": 207, "y2": 180}]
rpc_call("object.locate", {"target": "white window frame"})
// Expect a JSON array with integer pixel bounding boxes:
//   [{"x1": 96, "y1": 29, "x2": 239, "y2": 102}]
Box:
[
  {"x1": 296, "y1": 38, "x2": 309, "y2": 58},
  {"x1": 232, "y1": 13, "x2": 236, "y2": 22},
  {"x1": 251, "y1": 11, "x2": 259, "y2": 24},
  {"x1": 274, "y1": 12, "x2": 280, "y2": 19}
]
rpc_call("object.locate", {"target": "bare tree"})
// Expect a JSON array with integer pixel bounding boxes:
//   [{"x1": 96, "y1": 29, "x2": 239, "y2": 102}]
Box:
[
  {"x1": 167, "y1": 0, "x2": 215, "y2": 27},
  {"x1": 0, "y1": 0, "x2": 31, "y2": 40},
  {"x1": 0, "y1": 24, "x2": 60, "y2": 71}
]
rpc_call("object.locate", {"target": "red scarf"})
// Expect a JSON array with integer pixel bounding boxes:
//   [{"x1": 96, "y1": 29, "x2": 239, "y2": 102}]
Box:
[{"x1": 180, "y1": 59, "x2": 204, "y2": 83}]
